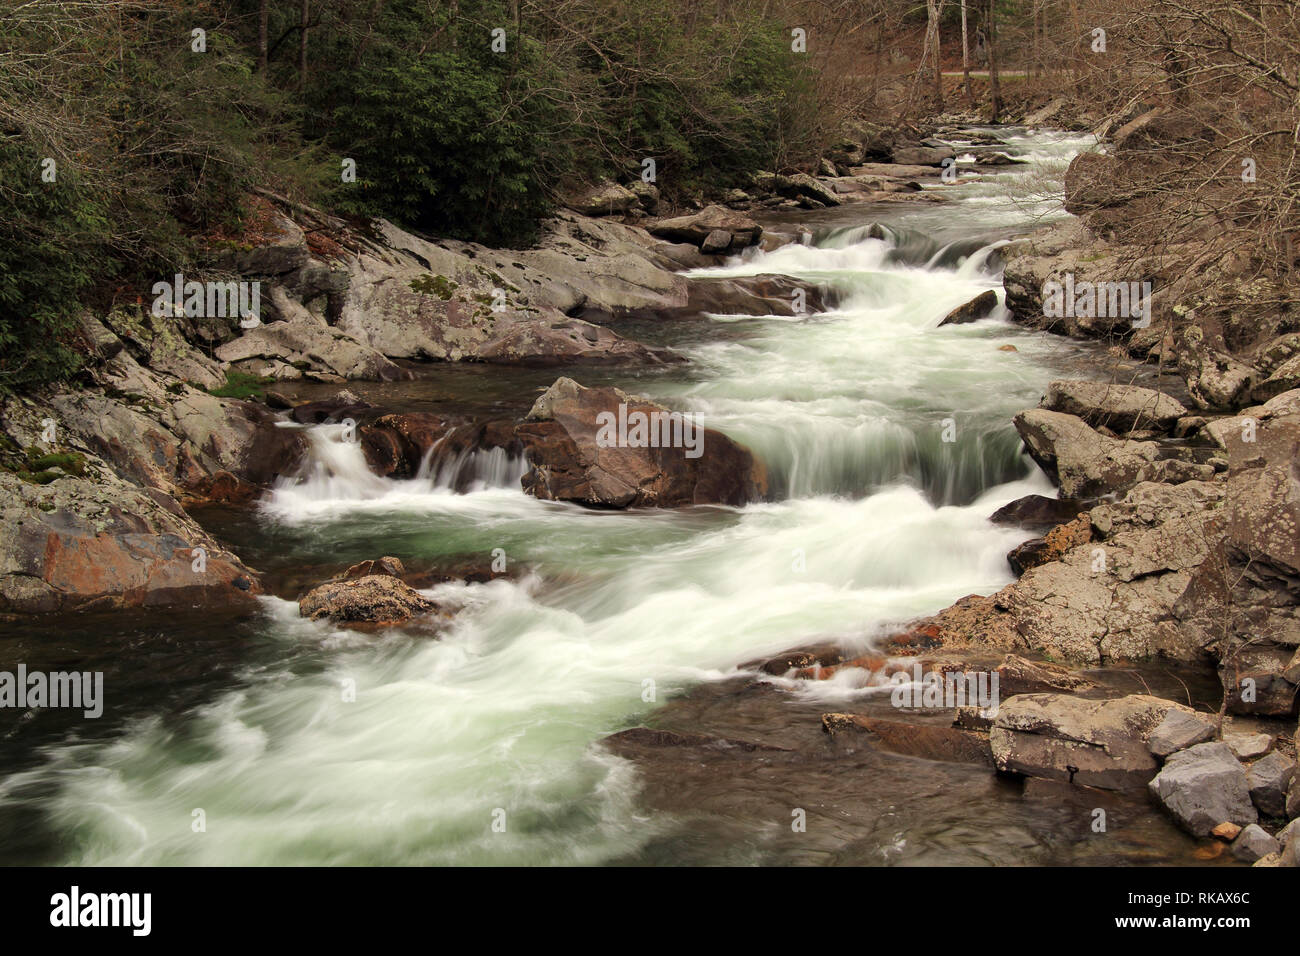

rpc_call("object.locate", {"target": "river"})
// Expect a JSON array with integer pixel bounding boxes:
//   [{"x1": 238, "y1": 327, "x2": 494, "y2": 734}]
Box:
[{"x1": 0, "y1": 128, "x2": 1227, "y2": 866}]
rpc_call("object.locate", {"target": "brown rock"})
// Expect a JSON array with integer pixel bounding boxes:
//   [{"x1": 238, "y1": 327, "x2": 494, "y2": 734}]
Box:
[
  {"x1": 822, "y1": 713, "x2": 993, "y2": 766},
  {"x1": 1212, "y1": 821, "x2": 1243, "y2": 841},
  {"x1": 938, "y1": 290, "x2": 999, "y2": 326},
  {"x1": 342, "y1": 556, "x2": 406, "y2": 580},
  {"x1": 516, "y1": 378, "x2": 767, "y2": 508},
  {"x1": 298, "y1": 574, "x2": 436, "y2": 627}
]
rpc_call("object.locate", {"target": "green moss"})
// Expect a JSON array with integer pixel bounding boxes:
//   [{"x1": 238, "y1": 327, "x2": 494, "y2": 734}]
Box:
[
  {"x1": 410, "y1": 274, "x2": 458, "y2": 299},
  {"x1": 0, "y1": 446, "x2": 88, "y2": 485},
  {"x1": 207, "y1": 370, "x2": 273, "y2": 401}
]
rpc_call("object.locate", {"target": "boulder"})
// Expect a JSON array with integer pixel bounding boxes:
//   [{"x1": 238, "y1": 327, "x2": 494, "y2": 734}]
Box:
[
  {"x1": 1013, "y1": 409, "x2": 1212, "y2": 498},
  {"x1": 1231, "y1": 824, "x2": 1280, "y2": 863},
  {"x1": 988, "y1": 494, "x2": 1089, "y2": 533},
  {"x1": 990, "y1": 693, "x2": 1193, "y2": 789},
  {"x1": 298, "y1": 574, "x2": 436, "y2": 627},
  {"x1": 0, "y1": 469, "x2": 259, "y2": 615},
  {"x1": 1252, "y1": 353, "x2": 1300, "y2": 403},
  {"x1": 1177, "y1": 326, "x2": 1256, "y2": 410},
  {"x1": 993, "y1": 480, "x2": 1226, "y2": 664},
  {"x1": 684, "y1": 274, "x2": 833, "y2": 318},
  {"x1": 1148, "y1": 741, "x2": 1258, "y2": 836},
  {"x1": 938, "y1": 290, "x2": 999, "y2": 327},
  {"x1": 773, "y1": 173, "x2": 842, "y2": 207},
  {"x1": 1146, "y1": 708, "x2": 1217, "y2": 758},
  {"x1": 1225, "y1": 732, "x2": 1273, "y2": 760},
  {"x1": 1041, "y1": 381, "x2": 1187, "y2": 433},
  {"x1": 565, "y1": 181, "x2": 639, "y2": 217},
  {"x1": 645, "y1": 205, "x2": 763, "y2": 252},
  {"x1": 516, "y1": 378, "x2": 767, "y2": 508},
  {"x1": 1247, "y1": 750, "x2": 1295, "y2": 817},
  {"x1": 892, "y1": 146, "x2": 956, "y2": 167}
]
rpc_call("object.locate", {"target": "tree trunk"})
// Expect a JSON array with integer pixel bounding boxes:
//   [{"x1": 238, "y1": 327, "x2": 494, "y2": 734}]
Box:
[
  {"x1": 986, "y1": 0, "x2": 1002, "y2": 122},
  {"x1": 257, "y1": 0, "x2": 269, "y2": 73},
  {"x1": 961, "y1": 0, "x2": 971, "y2": 102},
  {"x1": 298, "y1": 0, "x2": 309, "y2": 92},
  {"x1": 930, "y1": 0, "x2": 944, "y2": 109}
]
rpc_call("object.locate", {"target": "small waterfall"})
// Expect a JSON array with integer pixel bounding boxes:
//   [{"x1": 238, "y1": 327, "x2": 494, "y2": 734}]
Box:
[{"x1": 264, "y1": 422, "x2": 529, "y2": 518}]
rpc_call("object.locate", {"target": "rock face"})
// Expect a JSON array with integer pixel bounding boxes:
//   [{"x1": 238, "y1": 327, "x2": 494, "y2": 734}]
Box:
[
  {"x1": 1217, "y1": 409, "x2": 1300, "y2": 716},
  {"x1": 990, "y1": 693, "x2": 1193, "y2": 789},
  {"x1": 1007, "y1": 514, "x2": 1092, "y2": 575},
  {"x1": 0, "y1": 470, "x2": 259, "y2": 614},
  {"x1": 515, "y1": 378, "x2": 767, "y2": 508},
  {"x1": 1148, "y1": 741, "x2": 1258, "y2": 836},
  {"x1": 298, "y1": 574, "x2": 435, "y2": 627},
  {"x1": 1041, "y1": 381, "x2": 1187, "y2": 433}
]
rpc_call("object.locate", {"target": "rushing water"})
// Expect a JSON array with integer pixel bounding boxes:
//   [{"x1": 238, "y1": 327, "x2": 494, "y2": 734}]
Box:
[{"x1": 3, "y1": 128, "x2": 1216, "y2": 867}]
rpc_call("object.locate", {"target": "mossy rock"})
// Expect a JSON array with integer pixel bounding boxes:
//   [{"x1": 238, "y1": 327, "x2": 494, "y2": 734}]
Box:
[{"x1": 410, "y1": 274, "x2": 458, "y2": 299}]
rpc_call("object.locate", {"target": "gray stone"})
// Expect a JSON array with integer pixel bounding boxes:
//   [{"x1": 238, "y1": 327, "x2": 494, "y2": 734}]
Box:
[
  {"x1": 699, "y1": 229, "x2": 733, "y2": 254},
  {"x1": 1042, "y1": 381, "x2": 1187, "y2": 433},
  {"x1": 1148, "y1": 741, "x2": 1258, "y2": 836},
  {"x1": 1249, "y1": 752, "x2": 1296, "y2": 818},
  {"x1": 991, "y1": 693, "x2": 1194, "y2": 790},
  {"x1": 1225, "y1": 732, "x2": 1273, "y2": 760},
  {"x1": 1230, "y1": 823, "x2": 1279, "y2": 862},
  {"x1": 1147, "y1": 709, "x2": 1217, "y2": 758}
]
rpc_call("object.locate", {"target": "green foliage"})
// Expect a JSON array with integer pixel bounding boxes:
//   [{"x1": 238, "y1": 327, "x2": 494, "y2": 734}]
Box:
[
  {"x1": 0, "y1": 139, "x2": 106, "y2": 391},
  {"x1": 321, "y1": 3, "x2": 567, "y2": 246}
]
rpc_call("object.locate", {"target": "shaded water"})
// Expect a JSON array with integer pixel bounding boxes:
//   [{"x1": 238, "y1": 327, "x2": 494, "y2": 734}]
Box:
[{"x1": 0, "y1": 128, "x2": 1227, "y2": 866}]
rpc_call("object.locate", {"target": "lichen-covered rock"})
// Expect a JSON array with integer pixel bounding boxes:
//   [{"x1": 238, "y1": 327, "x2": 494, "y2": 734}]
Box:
[
  {"x1": 298, "y1": 574, "x2": 436, "y2": 627},
  {"x1": 991, "y1": 693, "x2": 1193, "y2": 790},
  {"x1": 1041, "y1": 380, "x2": 1187, "y2": 433},
  {"x1": 0, "y1": 470, "x2": 259, "y2": 615}
]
